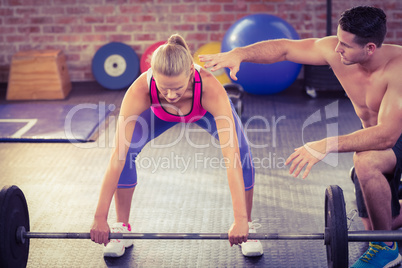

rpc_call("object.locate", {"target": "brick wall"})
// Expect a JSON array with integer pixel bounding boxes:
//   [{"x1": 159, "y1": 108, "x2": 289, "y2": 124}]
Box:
[{"x1": 1, "y1": 0, "x2": 401, "y2": 83}]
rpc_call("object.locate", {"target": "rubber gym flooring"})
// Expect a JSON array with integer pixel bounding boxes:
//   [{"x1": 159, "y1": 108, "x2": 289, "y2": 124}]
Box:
[{"x1": 1, "y1": 81, "x2": 401, "y2": 267}]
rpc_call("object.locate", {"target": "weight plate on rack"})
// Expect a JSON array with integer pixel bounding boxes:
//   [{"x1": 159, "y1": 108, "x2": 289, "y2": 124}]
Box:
[
  {"x1": 92, "y1": 42, "x2": 140, "y2": 90},
  {"x1": 140, "y1": 41, "x2": 166, "y2": 73}
]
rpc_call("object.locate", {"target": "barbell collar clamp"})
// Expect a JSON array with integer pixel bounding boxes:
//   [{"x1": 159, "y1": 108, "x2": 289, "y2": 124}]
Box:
[{"x1": 16, "y1": 226, "x2": 26, "y2": 244}]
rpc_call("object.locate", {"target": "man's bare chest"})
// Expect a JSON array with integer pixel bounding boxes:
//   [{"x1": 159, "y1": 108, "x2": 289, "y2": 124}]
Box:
[
  {"x1": 336, "y1": 70, "x2": 387, "y2": 123},
  {"x1": 348, "y1": 79, "x2": 385, "y2": 109}
]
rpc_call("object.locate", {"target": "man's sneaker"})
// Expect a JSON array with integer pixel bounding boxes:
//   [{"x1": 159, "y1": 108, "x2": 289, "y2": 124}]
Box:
[
  {"x1": 103, "y1": 222, "x2": 134, "y2": 257},
  {"x1": 240, "y1": 221, "x2": 264, "y2": 257},
  {"x1": 351, "y1": 241, "x2": 402, "y2": 268}
]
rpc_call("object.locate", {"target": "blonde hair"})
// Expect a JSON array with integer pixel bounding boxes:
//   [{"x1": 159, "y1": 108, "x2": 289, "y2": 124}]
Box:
[{"x1": 151, "y1": 34, "x2": 193, "y2": 77}]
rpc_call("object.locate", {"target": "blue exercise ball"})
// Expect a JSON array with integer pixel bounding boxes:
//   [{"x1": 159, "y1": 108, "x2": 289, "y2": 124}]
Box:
[{"x1": 221, "y1": 14, "x2": 302, "y2": 95}]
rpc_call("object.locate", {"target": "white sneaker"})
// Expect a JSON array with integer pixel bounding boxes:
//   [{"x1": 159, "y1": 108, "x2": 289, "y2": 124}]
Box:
[
  {"x1": 103, "y1": 222, "x2": 134, "y2": 257},
  {"x1": 240, "y1": 220, "x2": 264, "y2": 257}
]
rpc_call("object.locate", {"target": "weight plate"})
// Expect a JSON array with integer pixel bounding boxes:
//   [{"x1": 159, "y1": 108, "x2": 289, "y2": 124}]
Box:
[
  {"x1": 325, "y1": 185, "x2": 348, "y2": 268},
  {"x1": 92, "y1": 42, "x2": 140, "y2": 90},
  {"x1": 0, "y1": 185, "x2": 30, "y2": 268},
  {"x1": 140, "y1": 41, "x2": 166, "y2": 73}
]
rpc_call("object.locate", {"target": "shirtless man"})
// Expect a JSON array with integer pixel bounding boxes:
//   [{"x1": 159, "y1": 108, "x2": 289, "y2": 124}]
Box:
[{"x1": 199, "y1": 6, "x2": 402, "y2": 267}]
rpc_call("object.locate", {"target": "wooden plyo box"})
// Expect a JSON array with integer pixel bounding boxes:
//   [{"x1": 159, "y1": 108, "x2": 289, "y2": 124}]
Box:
[{"x1": 7, "y1": 50, "x2": 72, "y2": 100}]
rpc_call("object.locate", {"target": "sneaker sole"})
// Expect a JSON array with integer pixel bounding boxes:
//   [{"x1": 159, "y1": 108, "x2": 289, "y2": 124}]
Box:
[
  {"x1": 384, "y1": 253, "x2": 402, "y2": 268},
  {"x1": 104, "y1": 248, "x2": 125, "y2": 258},
  {"x1": 103, "y1": 242, "x2": 133, "y2": 258},
  {"x1": 242, "y1": 250, "x2": 264, "y2": 257},
  {"x1": 241, "y1": 244, "x2": 263, "y2": 257}
]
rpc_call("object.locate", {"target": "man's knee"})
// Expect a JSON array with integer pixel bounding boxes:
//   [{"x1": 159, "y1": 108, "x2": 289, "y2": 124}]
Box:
[{"x1": 353, "y1": 151, "x2": 378, "y2": 185}]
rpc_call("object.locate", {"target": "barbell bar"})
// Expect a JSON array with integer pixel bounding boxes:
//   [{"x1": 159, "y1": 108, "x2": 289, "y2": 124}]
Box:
[
  {"x1": 16, "y1": 226, "x2": 326, "y2": 241},
  {"x1": 2, "y1": 184, "x2": 402, "y2": 268},
  {"x1": 17, "y1": 228, "x2": 402, "y2": 241},
  {"x1": 17, "y1": 228, "x2": 402, "y2": 242}
]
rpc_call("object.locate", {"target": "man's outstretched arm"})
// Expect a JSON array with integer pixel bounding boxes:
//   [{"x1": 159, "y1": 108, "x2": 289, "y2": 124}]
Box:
[{"x1": 198, "y1": 37, "x2": 332, "y2": 80}]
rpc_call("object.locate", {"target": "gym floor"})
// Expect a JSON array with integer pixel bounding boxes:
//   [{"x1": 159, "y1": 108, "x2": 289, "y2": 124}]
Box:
[{"x1": 0, "y1": 81, "x2": 400, "y2": 267}]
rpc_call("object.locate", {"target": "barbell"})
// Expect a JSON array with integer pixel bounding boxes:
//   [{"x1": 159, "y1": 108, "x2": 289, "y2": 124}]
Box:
[{"x1": 1, "y1": 184, "x2": 402, "y2": 268}]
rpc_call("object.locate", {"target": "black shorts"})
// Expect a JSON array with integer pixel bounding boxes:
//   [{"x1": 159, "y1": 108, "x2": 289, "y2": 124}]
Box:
[{"x1": 353, "y1": 133, "x2": 402, "y2": 218}]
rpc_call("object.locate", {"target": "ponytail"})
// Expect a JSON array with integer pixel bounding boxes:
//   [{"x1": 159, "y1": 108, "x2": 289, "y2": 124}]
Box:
[
  {"x1": 151, "y1": 34, "x2": 194, "y2": 76},
  {"x1": 167, "y1": 34, "x2": 190, "y2": 51}
]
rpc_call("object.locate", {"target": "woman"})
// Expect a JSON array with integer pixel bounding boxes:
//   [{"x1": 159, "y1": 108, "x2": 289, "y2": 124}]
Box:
[{"x1": 90, "y1": 34, "x2": 263, "y2": 258}]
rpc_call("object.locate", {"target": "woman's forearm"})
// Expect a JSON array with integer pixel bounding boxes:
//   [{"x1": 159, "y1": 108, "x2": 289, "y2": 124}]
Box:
[
  {"x1": 223, "y1": 150, "x2": 248, "y2": 222},
  {"x1": 94, "y1": 154, "x2": 124, "y2": 220},
  {"x1": 226, "y1": 167, "x2": 248, "y2": 222}
]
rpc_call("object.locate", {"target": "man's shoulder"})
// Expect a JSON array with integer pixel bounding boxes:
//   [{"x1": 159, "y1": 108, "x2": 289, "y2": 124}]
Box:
[
  {"x1": 383, "y1": 43, "x2": 402, "y2": 55},
  {"x1": 315, "y1": 36, "x2": 338, "y2": 50},
  {"x1": 314, "y1": 36, "x2": 341, "y2": 65},
  {"x1": 383, "y1": 43, "x2": 402, "y2": 49},
  {"x1": 383, "y1": 44, "x2": 402, "y2": 71}
]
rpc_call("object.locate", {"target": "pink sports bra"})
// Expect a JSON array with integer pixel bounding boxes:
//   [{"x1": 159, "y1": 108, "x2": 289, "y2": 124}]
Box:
[{"x1": 149, "y1": 67, "x2": 207, "y2": 123}]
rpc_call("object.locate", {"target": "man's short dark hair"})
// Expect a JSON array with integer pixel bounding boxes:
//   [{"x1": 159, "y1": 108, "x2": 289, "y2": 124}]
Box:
[{"x1": 339, "y1": 6, "x2": 387, "y2": 47}]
